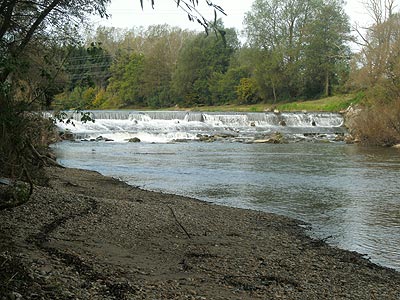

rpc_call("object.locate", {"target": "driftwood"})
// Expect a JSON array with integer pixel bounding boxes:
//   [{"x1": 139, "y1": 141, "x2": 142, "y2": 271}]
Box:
[{"x1": 167, "y1": 205, "x2": 191, "y2": 239}]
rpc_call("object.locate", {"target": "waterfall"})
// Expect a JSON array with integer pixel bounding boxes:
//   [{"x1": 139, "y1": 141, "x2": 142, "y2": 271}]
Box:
[
  {"x1": 202, "y1": 113, "x2": 250, "y2": 126},
  {"x1": 55, "y1": 110, "x2": 346, "y2": 143}
]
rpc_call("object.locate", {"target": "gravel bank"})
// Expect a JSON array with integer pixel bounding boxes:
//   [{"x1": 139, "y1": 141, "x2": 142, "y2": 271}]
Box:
[{"x1": 1, "y1": 166, "x2": 399, "y2": 299}]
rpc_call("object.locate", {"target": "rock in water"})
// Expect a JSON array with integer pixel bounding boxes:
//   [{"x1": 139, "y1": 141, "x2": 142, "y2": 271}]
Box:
[{"x1": 128, "y1": 137, "x2": 141, "y2": 143}]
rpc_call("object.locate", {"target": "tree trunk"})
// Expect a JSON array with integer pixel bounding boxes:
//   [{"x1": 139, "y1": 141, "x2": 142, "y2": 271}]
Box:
[
  {"x1": 324, "y1": 70, "x2": 330, "y2": 97},
  {"x1": 272, "y1": 81, "x2": 277, "y2": 103}
]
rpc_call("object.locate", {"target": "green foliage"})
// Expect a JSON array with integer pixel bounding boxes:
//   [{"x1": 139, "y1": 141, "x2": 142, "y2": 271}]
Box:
[
  {"x1": 65, "y1": 43, "x2": 112, "y2": 90},
  {"x1": 172, "y1": 26, "x2": 238, "y2": 106},
  {"x1": 243, "y1": 0, "x2": 351, "y2": 102},
  {"x1": 302, "y1": 0, "x2": 351, "y2": 98},
  {"x1": 236, "y1": 78, "x2": 260, "y2": 104},
  {"x1": 0, "y1": 0, "x2": 111, "y2": 84},
  {"x1": 106, "y1": 52, "x2": 145, "y2": 107},
  {"x1": 53, "y1": 7, "x2": 353, "y2": 110},
  {"x1": 209, "y1": 67, "x2": 249, "y2": 105},
  {"x1": 53, "y1": 86, "x2": 95, "y2": 110}
]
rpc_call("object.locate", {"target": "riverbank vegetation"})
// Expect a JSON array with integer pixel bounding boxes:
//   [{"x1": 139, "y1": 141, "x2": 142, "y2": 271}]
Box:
[{"x1": 0, "y1": 0, "x2": 114, "y2": 186}]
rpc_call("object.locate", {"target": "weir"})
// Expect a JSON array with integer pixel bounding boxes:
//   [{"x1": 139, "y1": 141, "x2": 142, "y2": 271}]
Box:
[
  {"x1": 55, "y1": 110, "x2": 346, "y2": 143},
  {"x1": 60, "y1": 110, "x2": 344, "y2": 127}
]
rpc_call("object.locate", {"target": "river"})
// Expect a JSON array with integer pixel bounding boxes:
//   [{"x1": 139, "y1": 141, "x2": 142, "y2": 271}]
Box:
[{"x1": 51, "y1": 110, "x2": 400, "y2": 271}]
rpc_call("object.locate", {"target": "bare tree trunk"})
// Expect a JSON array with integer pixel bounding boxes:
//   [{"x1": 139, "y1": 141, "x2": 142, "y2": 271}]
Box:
[{"x1": 272, "y1": 81, "x2": 277, "y2": 103}]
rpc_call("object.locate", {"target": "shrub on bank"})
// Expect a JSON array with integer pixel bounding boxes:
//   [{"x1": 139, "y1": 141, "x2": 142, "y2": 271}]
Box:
[
  {"x1": 0, "y1": 93, "x2": 56, "y2": 185},
  {"x1": 352, "y1": 100, "x2": 400, "y2": 147}
]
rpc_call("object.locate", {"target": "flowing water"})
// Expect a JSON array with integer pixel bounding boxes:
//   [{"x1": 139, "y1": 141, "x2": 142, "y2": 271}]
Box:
[{"x1": 51, "y1": 111, "x2": 400, "y2": 271}]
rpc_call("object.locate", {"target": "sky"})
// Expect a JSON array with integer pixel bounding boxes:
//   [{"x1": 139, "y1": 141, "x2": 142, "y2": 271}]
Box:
[{"x1": 91, "y1": 0, "x2": 374, "y2": 34}]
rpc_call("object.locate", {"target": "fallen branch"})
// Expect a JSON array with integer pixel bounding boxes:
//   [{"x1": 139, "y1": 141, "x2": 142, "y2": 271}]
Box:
[{"x1": 167, "y1": 205, "x2": 191, "y2": 239}]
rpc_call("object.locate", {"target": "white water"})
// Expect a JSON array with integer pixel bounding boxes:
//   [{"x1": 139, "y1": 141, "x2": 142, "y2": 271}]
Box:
[{"x1": 55, "y1": 110, "x2": 346, "y2": 143}]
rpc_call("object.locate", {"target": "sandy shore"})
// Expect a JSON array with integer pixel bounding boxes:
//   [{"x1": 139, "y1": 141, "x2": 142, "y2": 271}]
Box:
[{"x1": 1, "y1": 166, "x2": 399, "y2": 299}]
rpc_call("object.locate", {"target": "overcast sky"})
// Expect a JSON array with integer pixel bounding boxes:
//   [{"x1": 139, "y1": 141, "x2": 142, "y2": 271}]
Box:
[{"x1": 91, "y1": 0, "x2": 374, "y2": 33}]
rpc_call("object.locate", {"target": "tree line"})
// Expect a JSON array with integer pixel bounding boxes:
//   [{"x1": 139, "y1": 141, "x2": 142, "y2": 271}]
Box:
[{"x1": 54, "y1": 0, "x2": 354, "y2": 110}]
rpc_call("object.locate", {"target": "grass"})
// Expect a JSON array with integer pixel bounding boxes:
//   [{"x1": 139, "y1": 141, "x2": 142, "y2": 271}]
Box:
[
  {"x1": 162, "y1": 103, "x2": 269, "y2": 112},
  {"x1": 275, "y1": 93, "x2": 363, "y2": 112},
  {"x1": 121, "y1": 93, "x2": 363, "y2": 113}
]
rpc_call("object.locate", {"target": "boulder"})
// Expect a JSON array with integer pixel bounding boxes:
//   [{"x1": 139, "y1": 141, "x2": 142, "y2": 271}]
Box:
[
  {"x1": 197, "y1": 134, "x2": 216, "y2": 142},
  {"x1": 334, "y1": 134, "x2": 345, "y2": 142},
  {"x1": 60, "y1": 131, "x2": 74, "y2": 141},
  {"x1": 128, "y1": 137, "x2": 141, "y2": 143},
  {"x1": 344, "y1": 134, "x2": 360, "y2": 144}
]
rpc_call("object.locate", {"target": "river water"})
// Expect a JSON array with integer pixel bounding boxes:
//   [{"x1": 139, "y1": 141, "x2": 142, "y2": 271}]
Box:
[{"x1": 51, "y1": 111, "x2": 400, "y2": 271}]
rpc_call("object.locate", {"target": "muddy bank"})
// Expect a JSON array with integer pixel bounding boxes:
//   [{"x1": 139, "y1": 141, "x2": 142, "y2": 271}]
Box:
[{"x1": 1, "y1": 166, "x2": 399, "y2": 299}]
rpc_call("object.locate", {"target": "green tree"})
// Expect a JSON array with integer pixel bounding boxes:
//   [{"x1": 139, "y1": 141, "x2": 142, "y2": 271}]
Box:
[
  {"x1": 302, "y1": 0, "x2": 350, "y2": 97},
  {"x1": 209, "y1": 66, "x2": 250, "y2": 105},
  {"x1": 244, "y1": 0, "x2": 312, "y2": 100},
  {"x1": 141, "y1": 25, "x2": 194, "y2": 108},
  {"x1": 64, "y1": 43, "x2": 111, "y2": 90},
  {"x1": 236, "y1": 77, "x2": 260, "y2": 104},
  {"x1": 105, "y1": 51, "x2": 145, "y2": 107},
  {"x1": 243, "y1": 0, "x2": 350, "y2": 101},
  {"x1": 172, "y1": 24, "x2": 238, "y2": 106}
]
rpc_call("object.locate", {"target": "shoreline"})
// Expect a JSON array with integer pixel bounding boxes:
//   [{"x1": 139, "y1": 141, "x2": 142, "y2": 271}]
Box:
[{"x1": 1, "y1": 166, "x2": 399, "y2": 299}]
